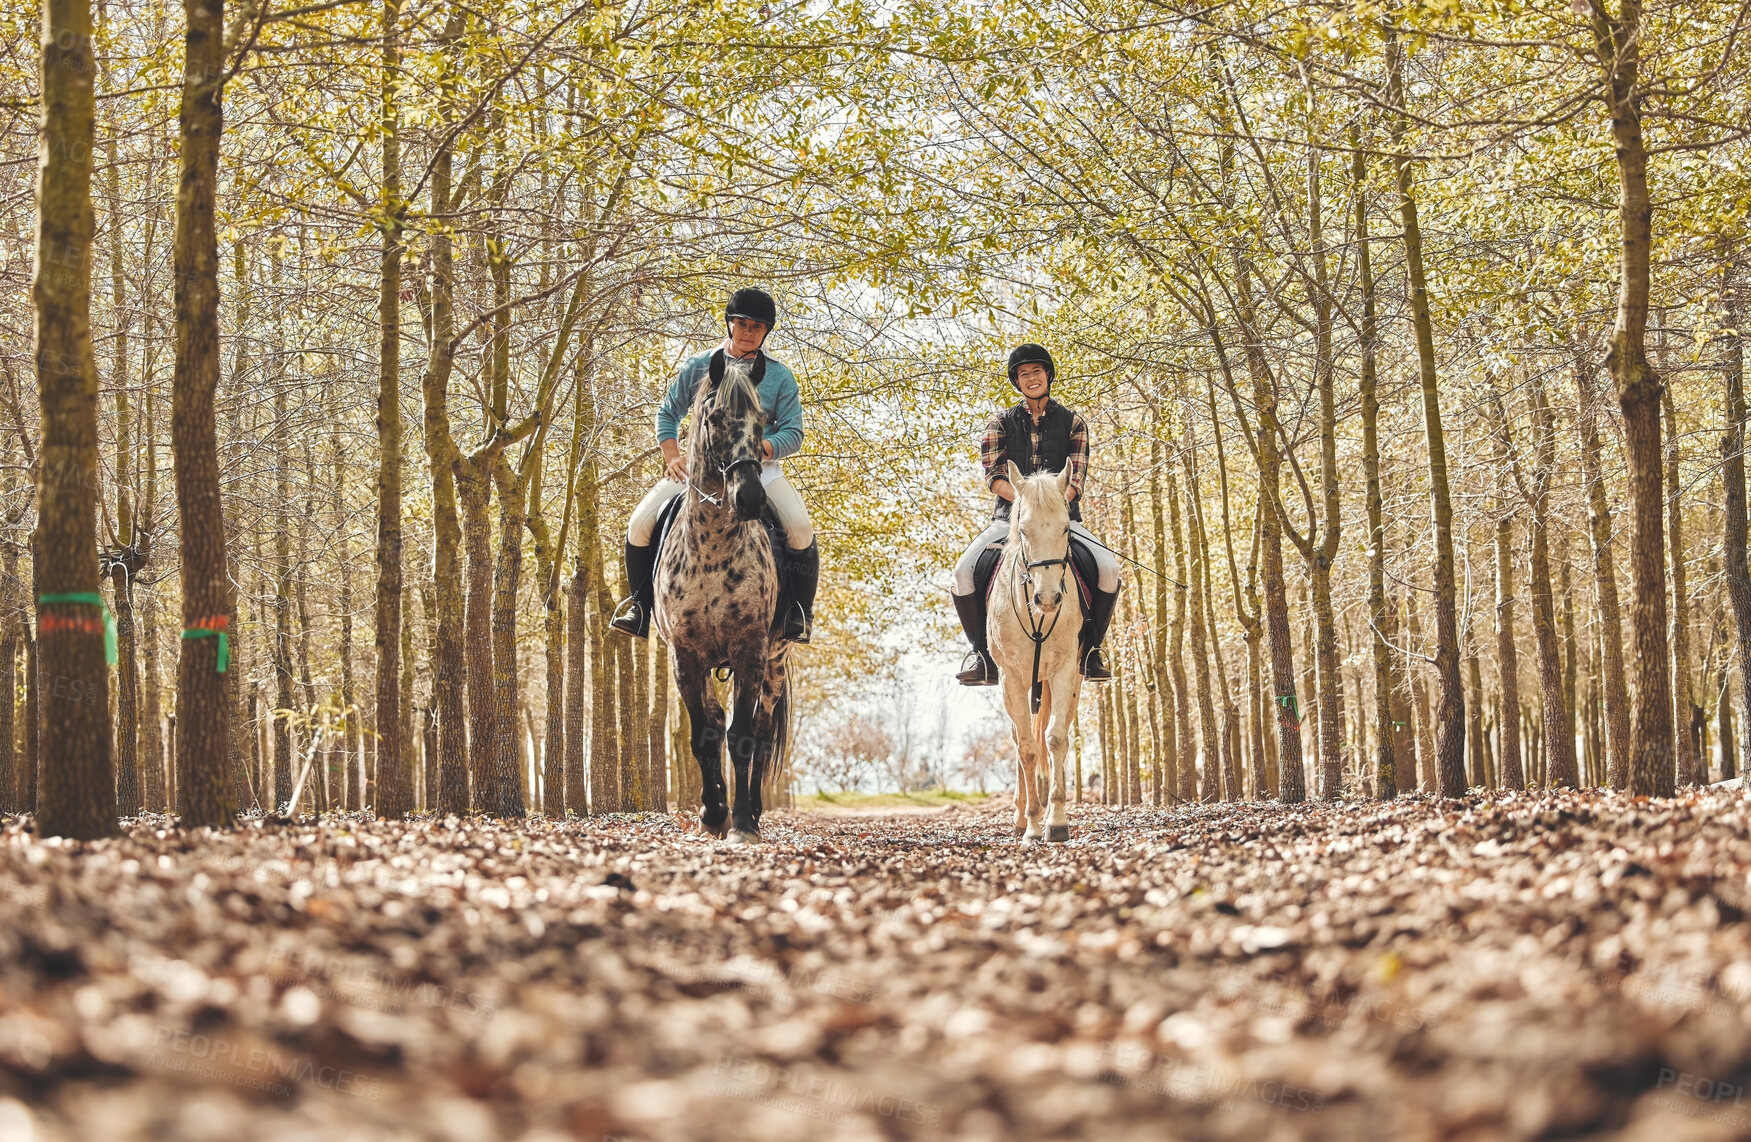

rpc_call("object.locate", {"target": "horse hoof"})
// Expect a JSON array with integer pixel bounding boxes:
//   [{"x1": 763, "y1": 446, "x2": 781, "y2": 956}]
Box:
[
  {"x1": 1012, "y1": 826, "x2": 1027, "y2": 838},
  {"x1": 701, "y1": 806, "x2": 729, "y2": 839},
  {"x1": 728, "y1": 829, "x2": 761, "y2": 846},
  {"x1": 1047, "y1": 824, "x2": 1070, "y2": 843}
]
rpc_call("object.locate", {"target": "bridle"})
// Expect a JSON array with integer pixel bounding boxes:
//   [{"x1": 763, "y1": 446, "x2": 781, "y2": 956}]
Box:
[
  {"x1": 687, "y1": 393, "x2": 764, "y2": 508},
  {"x1": 1007, "y1": 519, "x2": 1073, "y2": 714}
]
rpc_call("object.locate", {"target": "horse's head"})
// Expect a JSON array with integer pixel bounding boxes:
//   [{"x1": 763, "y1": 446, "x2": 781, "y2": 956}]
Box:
[
  {"x1": 690, "y1": 355, "x2": 767, "y2": 522},
  {"x1": 1006, "y1": 459, "x2": 1073, "y2": 615}
]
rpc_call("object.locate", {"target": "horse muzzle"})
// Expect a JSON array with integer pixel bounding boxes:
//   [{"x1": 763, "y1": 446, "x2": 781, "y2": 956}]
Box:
[{"x1": 733, "y1": 475, "x2": 766, "y2": 522}]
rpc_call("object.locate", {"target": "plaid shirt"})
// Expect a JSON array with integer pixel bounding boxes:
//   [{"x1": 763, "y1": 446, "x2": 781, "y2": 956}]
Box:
[{"x1": 980, "y1": 401, "x2": 1089, "y2": 504}]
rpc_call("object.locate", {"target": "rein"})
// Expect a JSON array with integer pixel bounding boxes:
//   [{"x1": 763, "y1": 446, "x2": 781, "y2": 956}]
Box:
[{"x1": 1007, "y1": 523, "x2": 1072, "y2": 714}]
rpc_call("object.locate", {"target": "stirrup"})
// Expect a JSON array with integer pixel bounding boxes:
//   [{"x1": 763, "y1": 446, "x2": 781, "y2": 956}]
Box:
[
  {"x1": 956, "y1": 650, "x2": 999, "y2": 687},
  {"x1": 1080, "y1": 646, "x2": 1113, "y2": 682},
  {"x1": 609, "y1": 596, "x2": 649, "y2": 639},
  {"x1": 781, "y1": 603, "x2": 811, "y2": 644}
]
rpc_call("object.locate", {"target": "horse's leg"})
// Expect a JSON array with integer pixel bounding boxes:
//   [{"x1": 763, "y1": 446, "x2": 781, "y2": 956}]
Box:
[
  {"x1": 675, "y1": 654, "x2": 727, "y2": 837},
  {"x1": 725, "y1": 654, "x2": 764, "y2": 844},
  {"x1": 1046, "y1": 671, "x2": 1079, "y2": 843},
  {"x1": 746, "y1": 649, "x2": 787, "y2": 836},
  {"x1": 1001, "y1": 679, "x2": 1042, "y2": 840},
  {"x1": 1028, "y1": 680, "x2": 1051, "y2": 837}
]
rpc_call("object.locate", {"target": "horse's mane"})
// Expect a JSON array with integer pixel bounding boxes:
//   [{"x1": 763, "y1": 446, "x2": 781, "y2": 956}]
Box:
[
  {"x1": 1014, "y1": 468, "x2": 1070, "y2": 525},
  {"x1": 687, "y1": 354, "x2": 762, "y2": 419}
]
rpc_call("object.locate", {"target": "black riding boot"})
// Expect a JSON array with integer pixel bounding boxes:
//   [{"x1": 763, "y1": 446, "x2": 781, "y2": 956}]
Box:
[
  {"x1": 953, "y1": 592, "x2": 999, "y2": 686},
  {"x1": 609, "y1": 541, "x2": 656, "y2": 639},
  {"x1": 1080, "y1": 586, "x2": 1119, "y2": 681},
  {"x1": 782, "y1": 540, "x2": 819, "y2": 643}
]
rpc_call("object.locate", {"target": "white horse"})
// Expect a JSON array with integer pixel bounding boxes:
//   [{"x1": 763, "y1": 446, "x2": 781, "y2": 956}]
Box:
[{"x1": 989, "y1": 460, "x2": 1084, "y2": 842}]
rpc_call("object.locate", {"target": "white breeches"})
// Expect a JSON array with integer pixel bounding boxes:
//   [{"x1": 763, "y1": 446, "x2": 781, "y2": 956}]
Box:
[
  {"x1": 952, "y1": 520, "x2": 1121, "y2": 596},
  {"x1": 627, "y1": 462, "x2": 814, "y2": 550}
]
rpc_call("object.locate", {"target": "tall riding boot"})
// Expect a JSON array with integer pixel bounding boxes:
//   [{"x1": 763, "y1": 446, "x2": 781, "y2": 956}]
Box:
[
  {"x1": 1079, "y1": 586, "x2": 1119, "y2": 681},
  {"x1": 953, "y1": 592, "x2": 999, "y2": 686},
  {"x1": 782, "y1": 540, "x2": 819, "y2": 643},
  {"x1": 609, "y1": 541, "x2": 657, "y2": 639}
]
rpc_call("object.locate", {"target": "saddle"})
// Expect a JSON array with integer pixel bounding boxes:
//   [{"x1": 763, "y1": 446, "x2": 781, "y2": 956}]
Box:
[
  {"x1": 975, "y1": 532, "x2": 1097, "y2": 612},
  {"x1": 651, "y1": 492, "x2": 798, "y2": 637}
]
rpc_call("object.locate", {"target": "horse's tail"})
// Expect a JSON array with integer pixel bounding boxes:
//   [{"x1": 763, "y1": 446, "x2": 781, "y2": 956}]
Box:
[
  {"x1": 756, "y1": 671, "x2": 793, "y2": 808},
  {"x1": 768, "y1": 678, "x2": 793, "y2": 806}
]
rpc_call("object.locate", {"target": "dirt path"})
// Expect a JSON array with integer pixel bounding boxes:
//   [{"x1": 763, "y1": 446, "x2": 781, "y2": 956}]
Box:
[{"x1": 3, "y1": 790, "x2": 1750, "y2": 1140}]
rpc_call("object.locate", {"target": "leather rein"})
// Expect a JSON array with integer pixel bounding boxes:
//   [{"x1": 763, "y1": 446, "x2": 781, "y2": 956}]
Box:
[{"x1": 1006, "y1": 523, "x2": 1073, "y2": 714}]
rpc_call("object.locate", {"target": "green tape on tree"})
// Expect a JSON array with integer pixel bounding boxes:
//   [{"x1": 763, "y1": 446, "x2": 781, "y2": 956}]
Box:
[{"x1": 37, "y1": 592, "x2": 117, "y2": 666}]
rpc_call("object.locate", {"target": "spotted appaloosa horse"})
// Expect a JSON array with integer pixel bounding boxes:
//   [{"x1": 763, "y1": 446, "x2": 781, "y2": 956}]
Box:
[
  {"x1": 653, "y1": 353, "x2": 790, "y2": 844},
  {"x1": 989, "y1": 460, "x2": 1083, "y2": 842}
]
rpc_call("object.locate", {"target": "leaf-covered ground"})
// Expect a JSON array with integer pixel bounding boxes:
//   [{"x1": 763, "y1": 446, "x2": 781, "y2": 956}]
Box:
[{"x1": 4, "y1": 790, "x2": 1751, "y2": 1141}]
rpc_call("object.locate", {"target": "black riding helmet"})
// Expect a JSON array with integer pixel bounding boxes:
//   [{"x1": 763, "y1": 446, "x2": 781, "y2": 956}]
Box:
[
  {"x1": 725, "y1": 287, "x2": 778, "y2": 332},
  {"x1": 1007, "y1": 342, "x2": 1055, "y2": 392}
]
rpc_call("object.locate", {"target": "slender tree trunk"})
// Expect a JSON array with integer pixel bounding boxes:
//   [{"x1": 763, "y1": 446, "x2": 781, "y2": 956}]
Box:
[
  {"x1": 1162, "y1": 461, "x2": 1196, "y2": 800},
  {"x1": 1591, "y1": 0, "x2": 1674, "y2": 796},
  {"x1": 140, "y1": 389, "x2": 165, "y2": 810},
  {"x1": 1721, "y1": 255, "x2": 1751, "y2": 781},
  {"x1": 482, "y1": 455, "x2": 526, "y2": 817},
  {"x1": 1525, "y1": 380, "x2": 1578, "y2": 787},
  {"x1": 586, "y1": 477, "x2": 618, "y2": 814},
  {"x1": 1494, "y1": 481, "x2": 1526, "y2": 791},
  {"x1": 1664, "y1": 389, "x2": 1702, "y2": 786},
  {"x1": 168, "y1": 0, "x2": 233, "y2": 827},
  {"x1": 1574, "y1": 351, "x2": 1632, "y2": 787},
  {"x1": 370, "y1": 0, "x2": 409, "y2": 818},
  {"x1": 422, "y1": 12, "x2": 469, "y2": 815},
  {"x1": 106, "y1": 117, "x2": 142, "y2": 817},
  {"x1": 1358, "y1": 136, "x2": 1398, "y2": 800},
  {"x1": 459, "y1": 458, "x2": 494, "y2": 805},
  {"x1": 1385, "y1": 23, "x2": 1464, "y2": 797},
  {"x1": 649, "y1": 640, "x2": 669, "y2": 810}
]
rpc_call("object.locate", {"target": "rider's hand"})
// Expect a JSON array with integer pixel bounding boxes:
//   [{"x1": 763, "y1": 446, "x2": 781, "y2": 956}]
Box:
[{"x1": 665, "y1": 455, "x2": 689, "y2": 483}]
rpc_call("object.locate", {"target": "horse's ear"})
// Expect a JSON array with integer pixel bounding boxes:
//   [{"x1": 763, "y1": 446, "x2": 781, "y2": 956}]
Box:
[
  {"x1": 1005, "y1": 460, "x2": 1023, "y2": 496},
  {"x1": 1056, "y1": 464, "x2": 1072, "y2": 500}
]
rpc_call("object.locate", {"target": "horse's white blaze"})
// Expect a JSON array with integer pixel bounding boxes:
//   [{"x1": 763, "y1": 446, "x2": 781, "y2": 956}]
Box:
[{"x1": 990, "y1": 462, "x2": 1085, "y2": 841}]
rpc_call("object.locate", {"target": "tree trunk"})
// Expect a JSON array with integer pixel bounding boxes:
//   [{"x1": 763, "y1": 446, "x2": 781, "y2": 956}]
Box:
[
  {"x1": 1526, "y1": 380, "x2": 1578, "y2": 787},
  {"x1": 1357, "y1": 138, "x2": 1399, "y2": 800},
  {"x1": 1573, "y1": 352, "x2": 1633, "y2": 788},
  {"x1": 1664, "y1": 389, "x2": 1702, "y2": 786},
  {"x1": 106, "y1": 119, "x2": 142, "y2": 818},
  {"x1": 459, "y1": 458, "x2": 494, "y2": 805},
  {"x1": 1163, "y1": 454, "x2": 1195, "y2": 801},
  {"x1": 1494, "y1": 433, "x2": 1526, "y2": 791},
  {"x1": 586, "y1": 480, "x2": 618, "y2": 814},
  {"x1": 1722, "y1": 255, "x2": 1751, "y2": 782},
  {"x1": 1593, "y1": 0, "x2": 1674, "y2": 796},
  {"x1": 649, "y1": 640, "x2": 669, "y2": 811},
  {"x1": 565, "y1": 559, "x2": 589, "y2": 815},
  {"x1": 34, "y1": 0, "x2": 116, "y2": 839},
  {"x1": 483, "y1": 454, "x2": 526, "y2": 817},
  {"x1": 1385, "y1": 23, "x2": 1464, "y2": 798},
  {"x1": 168, "y1": 0, "x2": 233, "y2": 828},
  {"x1": 372, "y1": 0, "x2": 409, "y2": 819}
]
